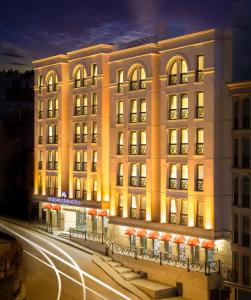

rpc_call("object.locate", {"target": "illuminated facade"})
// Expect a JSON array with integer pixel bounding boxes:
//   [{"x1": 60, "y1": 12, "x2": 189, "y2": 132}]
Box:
[{"x1": 33, "y1": 29, "x2": 234, "y2": 297}]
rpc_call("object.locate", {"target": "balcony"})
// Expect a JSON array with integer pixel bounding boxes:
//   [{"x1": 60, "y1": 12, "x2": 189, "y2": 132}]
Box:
[
  {"x1": 54, "y1": 162, "x2": 58, "y2": 170},
  {"x1": 180, "y1": 73, "x2": 188, "y2": 84},
  {"x1": 74, "y1": 134, "x2": 81, "y2": 143},
  {"x1": 180, "y1": 143, "x2": 188, "y2": 155},
  {"x1": 74, "y1": 107, "x2": 81, "y2": 116},
  {"x1": 83, "y1": 106, "x2": 87, "y2": 115},
  {"x1": 47, "y1": 161, "x2": 53, "y2": 170},
  {"x1": 38, "y1": 136, "x2": 43, "y2": 144},
  {"x1": 83, "y1": 190, "x2": 87, "y2": 200},
  {"x1": 140, "y1": 177, "x2": 146, "y2": 187},
  {"x1": 75, "y1": 78, "x2": 87, "y2": 88},
  {"x1": 139, "y1": 144, "x2": 146, "y2": 155},
  {"x1": 92, "y1": 191, "x2": 97, "y2": 201},
  {"x1": 117, "y1": 83, "x2": 123, "y2": 93},
  {"x1": 169, "y1": 144, "x2": 177, "y2": 155},
  {"x1": 130, "y1": 113, "x2": 138, "y2": 123},
  {"x1": 75, "y1": 190, "x2": 81, "y2": 199},
  {"x1": 74, "y1": 162, "x2": 81, "y2": 171},
  {"x1": 83, "y1": 134, "x2": 87, "y2": 143},
  {"x1": 82, "y1": 162, "x2": 87, "y2": 171},
  {"x1": 180, "y1": 213, "x2": 188, "y2": 225},
  {"x1": 47, "y1": 136, "x2": 57, "y2": 144},
  {"x1": 118, "y1": 207, "x2": 123, "y2": 217},
  {"x1": 92, "y1": 162, "x2": 97, "y2": 172},
  {"x1": 47, "y1": 110, "x2": 54, "y2": 118},
  {"x1": 92, "y1": 76, "x2": 97, "y2": 85},
  {"x1": 196, "y1": 143, "x2": 204, "y2": 155},
  {"x1": 196, "y1": 107, "x2": 204, "y2": 118},
  {"x1": 180, "y1": 179, "x2": 188, "y2": 190},
  {"x1": 180, "y1": 108, "x2": 188, "y2": 119},
  {"x1": 47, "y1": 83, "x2": 58, "y2": 92},
  {"x1": 92, "y1": 105, "x2": 98, "y2": 114},
  {"x1": 140, "y1": 112, "x2": 146, "y2": 122},
  {"x1": 130, "y1": 145, "x2": 138, "y2": 155},
  {"x1": 130, "y1": 80, "x2": 146, "y2": 91},
  {"x1": 196, "y1": 70, "x2": 204, "y2": 82},
  {"x1": 130, "y1": 208, "x2": 137, "y2": 218},
  {"x1": 92, "y1": 134, "x2": 97, "y2": 143},
  {"x1": 170, "y1": 212, "x2": 177, "y2": 224},
  {"x1": 117, "y1": 176, "x2": 123, "y2": 186},
  {"x1": 169, "y1": 178, "x2": 177, "y2": 189},
  {"x1": 38, "y1": 111, "x2": 43, "y2": 119},
  {"x1": 169, "y1": 109, "x2": 177, "y2": 120},
  {"x1": 117, "y1": 145, "x2": 124, "y2": 155},
  {"x1": 140, "y1": 209, "x2": 146, "y2": 220},
  {"x1": 197, "y1": 215, "x2": 203, "y2": 227},
  {"x1": 117, "y1": 114, "x2": 124, "y2": 124},
  {"x1": 130, "y1": 176, "x2": 139, "y2": 187},
  {"x1": 196, "y1": 179, "x2": 204, "y2": 191},
  {"x1": 169, "y1": 74, "x2": 177, "y2": 85}
]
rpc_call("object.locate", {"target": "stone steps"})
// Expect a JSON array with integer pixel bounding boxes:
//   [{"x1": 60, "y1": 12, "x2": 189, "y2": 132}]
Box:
[
  {"x1": 121, "y1": 271, "x2": 142, "y2": 281},
  {"x1": 114, "y1": 266, "x2": 133, "y2": 274},
  {"x1": 107, "y1": 261, "x2": 121, "y2": 268}
]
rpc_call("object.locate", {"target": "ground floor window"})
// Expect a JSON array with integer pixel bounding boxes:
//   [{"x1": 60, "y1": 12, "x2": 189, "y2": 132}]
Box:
[
  {"x1": 152, "y1": 239, "x2": 159, "y2": 256},
  {"x1": 205, "y1": 248, "x2": 214, "y2": 262},
  {"x1": 102, "y1": 217, "x2": 108, "y2": 235},
  {"x1": 91, "y1": 216, "x2": 97, "y2": 233},
  {"x1": 76, "y1": 212, "x2": 86, "y2": 230},
  {"x1": 164, "y1": 241, "x2": 172, "y2": 255},
  {"x1": 140, "y1": 237, "x2": 147, "y2": 249},
  {"x1": 177, "y1": 243, "x2": 186, "y2": 261},
  {"x1": 191, "y1": 246, "x2": 200, "y2": 262},
  {"x1": 129, "y1": 235, "x2": 136, "y2": 249}
]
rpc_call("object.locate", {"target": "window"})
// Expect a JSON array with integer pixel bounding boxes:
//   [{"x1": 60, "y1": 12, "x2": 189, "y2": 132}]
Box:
[
  {"x1": 191, "y1": 245, "x2": 200, "y2": 262},
  {"x1": 233, "y1": 214, "x2": 239, "y2": 243},
  {"x1": 74, "y1": 123, "x2": 81, "y2": 143},
  {"x1": 74, "y1": 67, "x2": 87, "y2": 88},
  {"x1": 169, "y1": 164, "x2": 177, "y2": 189},
  {"x1": 196, "y1": 165, "x2": 204, "y2": 191},
  {"x1": 38, "y1": 100, "x2": 43, "y2": 119},
  {"x1": 196, "y1": 55, "x2": 204, "y2": 82},
  {"x1": 197, "y1": 201, "x2": 204, "y2": 227},
  {"x1": 181, "y1": 128, "x2": 188, "y2": 155},
  {"x1": 38, "y1": 151, "x2": 43, "y2": 169},
  {"x1": 234, "y1": 138, "x2": 239, "y2": 167},
  {"x1": 242, "y1": 98, "x2": 250, "y2": 129},
  {"x1": 140, "y1": 163, "x2": 146, "y2": 187},
  {"x1": 83, "y1": 123, "x2": 87, "y2": 143},
  {"x1": 242, "y1": 256, "x2": 250, "y2": 286},
  {"x1": 38, "y1": 75, "x2": 43, "y2": 94},
  {"x1": 54, "y1": 151, "x2": 58, "y2": 170},
  {"x1": 140, "y1": 196, "x2": 146, "y2": 220},
  {"x1": 118, "y1": 194, "x2": 123, "y2": 216},
  {"x1": 83, "y1": 95, "x2": 87, "y2": 115},
  {"x1": 130, "y1": 164, "x2": 138, "y2": 186},
  {"x1": 38, "y1": 124, "x2": 43, "y2": 144},
  {"x1": 233, "y1": 177, "x2": 239, "y2": 206},
  {"x1": 92, "y1": 151, "x2": 98, "y2": 172},
  {"x1": 47, "y1": 99, "x2": 53, "y2": 118},
  {"x1": 169, "y1": 129, "x2": 177, "y2": 155},
  {"x1": 91, "y1": 64, "x2": 97, "y2": 85},
  {"x1": 130, "y1": 100, "x2": 137, "y2": 122},
  {"x1": 169, "y1": 61, "x2": 178, "y2": 85},
  {"x1": 92, "y1": 122, "x2": 97, "y2": 143},
  {"x1": 47, "y1": 177, "x2": 53, "y2": 195},
  {"x1": 38, "y1": 175, "x2": 42, "y2": 194},
  {"x1": 196, "y1": 128, "x2": 204, "y2": 154},
  {"x1": 242, "y1": 139, "x2": 250, "y2": 168},
  {"x1": 117, "y1": 163, "x2": 123, "y2": 186},
  {"x1": 242, "y1": 216, "x2": 250, "y2": 247},
  {"x1": 232, "y1": 252, "x2": 239, "y2": 281},
  {"x1": 242, "y1": 177, "x2": 250, "y2": 208},
  {"x1": 180, "y1": 199, "x2": 188, "y2": 225},
  {"x1": 82, "y1": 151, "x2": 87, "y2": 171},
  {"x1": 47, "y1": 125, "x2": 54, "y2": 144},
  {"x1": 130, "y1": 195, "x2": 137, "y2": 218},
  {"x1": 92, "y1": 179, "x2": 98, "y2": 200},
  {"x1": 234, "y1": 101, "x2": 239, "y2": 129},
  {"x1": 139, "y1": 131, "x2": 146, "y2": 155},
  {"x1": 196, "y1": 92, "x2": 204, "y2": 118},
  {"x1": 180, "y1": 94, "x2": 188, "y2": 119},
  {"x1": 117, "y1": 70, "x2": 124, "y2": 93},
  {"x1": 180, "y1": 164, "x2": 188, "y2": 190},
  {"x1": 75, "y1": 178, "x2": 81, "y2": 198},
  {"x1": 47, "y1": 151, "x2": 53, "y2": 170},
  {"x1": 54, "y1": 98, "x2": 58, "y2": 117},
  {"x1": 169, "y1": 95, "x2": 177, "y2": 120},
  {"x1": 140, "y1": 99, "x2": 146, "y2": 122},
  {"x1": 47, "y1": 72, "x2": 58, "y2": 92},
  {"x1": 117, "y1": 101, "x2": 124, "y2": 124},
  {"x1": 92, "y1": 93, "x2": 97, "y2": 114},
  {"x1": 130, "y1": 131, "x2": 138, "y2": 155},
  {"x1": 75, "y1": 151, "x2": 81, "y2": 171},
  {"x1": 180, "y1": 59, "x2": 188, "y2": 83},
  {"x1": 74, "y1": 95, "x2": 81, "y2": 116},
  {"x1": 130, "y1": 66, "x2": 146, "y2": 90},
  {"x1": 117, "y1": 132, "x2": 124, "y2": 155},
  {"x1": 170, "y1": 199, "x2": 177, "y2": 224},
  {"x1": 168, "y1": 59, "x2": 188, "y2": 85}
]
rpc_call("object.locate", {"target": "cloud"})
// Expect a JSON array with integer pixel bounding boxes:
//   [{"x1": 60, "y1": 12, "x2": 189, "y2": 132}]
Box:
[
  {"x1": 10, "y1": 62, "x2": 26, "y2": 66},
  {"x1": 2, "y1": 51, "x2": 26, "y2": 58}
]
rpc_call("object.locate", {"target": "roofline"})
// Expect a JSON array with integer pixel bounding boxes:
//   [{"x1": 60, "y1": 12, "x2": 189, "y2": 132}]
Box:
[
  {"x1": 32, "y1": 54, "x2": 68, "y2": 65},
  {"x1": 227, "y1": 80, "x2": 251, "y2": 90}
]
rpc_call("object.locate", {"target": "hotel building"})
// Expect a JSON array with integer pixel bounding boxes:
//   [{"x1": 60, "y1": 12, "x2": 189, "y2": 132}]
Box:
[{"x1": 33, "y1": 29, "x2": 234, "y2": 299}]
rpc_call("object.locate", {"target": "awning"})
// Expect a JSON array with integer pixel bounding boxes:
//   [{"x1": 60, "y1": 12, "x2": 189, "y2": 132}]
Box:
[
  {"x1": 97, "y1": 210, "x2": 108, "y2": 217},
  {"x1": 52, "y1": 204, "x2": 61, "y2": 211},
  {"x1": 125, "y1": 228, "x2": 136, "y2": 235},
  {"x1": 160, "y1": 233, "x2": 172, "y2": 242},
  {"x1": 202, "y1": 240, "x2": 215, "y2": 249},
  {"x1": 187, "y1": 238, "x2": 200, "y2": 246},
  {"x1": 136, "y1": 229, "x2": 148, "y2": 238},
  {"x1": 88, "y1": 209, "x2": 97, "y2": 216},
  {"x1": 43, "y1": 203, "x2": 52, "y2": 209},
  {"x1": 148, "y1": 231, "x2": 159, "y2": 240},
  {"x1": 174, "y1": 235, "x2": 185, "y2": 243}
]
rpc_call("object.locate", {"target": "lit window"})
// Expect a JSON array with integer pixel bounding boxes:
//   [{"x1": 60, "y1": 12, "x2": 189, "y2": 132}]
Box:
[
  {"x1": 169, "y1": 95, "x2": 177, "y2": 120},
  {"x1": 196, "y1": 55, "x2": 204, "y2": 82},
  {"x1": 181, "y1": 164, "x2": 188, "y2": 190},
  {"x1": 130, "y1": 66, "x2": 146, "y2": 90},
  {"x1": 117, "y1": 70, "x2": 124, "y2": 93},
  {"x1": 140, "y1": 99, "x2": 146, "y2": 122},
  {"x1": 117, "y1": 101, "x2": 124, "y2": 124},
  {"x1": 196, "y1": 129, "x2": 204, "y2": 155},
  {"x1": 169, "y1": 164, "x2": 177, "y2": 189},
  {"x1": 196, "y1": 92, "x2": 204, "y2": 118},
  {"x1": 91, "y1": 64, "x2": 97, "y2": 85},
  {"x1": 180, "y1": 94, "x2": 188, "y2": 119},
  {"x1": 197, "y1": 201, "x2": 204, "y2": 227},
  {"x1": 181, "y1": 128, "x2": 188, "y2": 155},
  {"x1": 169, "y1": 129, "x2": 177, "y2": 155},
  {"x1": 196, "y1": 165, "x2": 204, "y2": 191}
]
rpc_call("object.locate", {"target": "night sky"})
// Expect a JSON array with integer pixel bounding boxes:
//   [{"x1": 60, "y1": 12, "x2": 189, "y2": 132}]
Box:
[{"x1": 0, "y1": 0, "x2": 234, "y2": 71}]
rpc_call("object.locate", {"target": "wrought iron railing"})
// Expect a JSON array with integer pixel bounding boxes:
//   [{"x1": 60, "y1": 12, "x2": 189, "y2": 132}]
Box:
[
  {"x1": 92, "y1": 162, "x2": 97, "y2": 172},
  {"x1": 92, "y1": 76, "x2": 97, "y2": 85},
  {"x1": 47, "y1": 161, "x2": 53, "y2": 170},
  {"x1": 47, "y1": 110, "x2": 54, "y2": 118},
  {"x1": 196, "y1": 143, "x2": 204, "y2": 155},
  {"x1": 83, "y1": 106, "x2": 87, "y2": 115},
  {"x1": 130, "y1": 208, "x2": 137, "y2": 218},
  {"x1": 75, "y1": 190, "x2": 81, "y2": 199},
  {"x1": 180, "y1": 179, "x2": 188, "y2": 190},
  {"x1": 180, "y1": 73, "x2": 188, "y2": 84},
  {"x1": 170, "y1": 212, "x2": 177, "y2": 224},
  {"x1": 180, "y1": 213, "x2": 188, "y2": 225},
  {"x1": 117, "y1": 145, "x2": 124, "y2": 155},
  {"x1": 169, "y1": 109, "x2": 177, "y2": 120},
  {"x1": 117, "y1": 176, "x2": 123, "y2": 186},
  {"x1": 196, "y1": 70, "x2": 204, "y2": 82},
  {"x1": 117, "y1": 114, "x2": 124, "y2": 124},
  {"x1": 130, "y1": 176, "x2": 139, "y2": 187},
  {"x1": 83, "y1": 134, "x2": 87, "y2": 143},
  {"x1": 74, "y1": 107, "x2": 81, "y2": 116},
  {"x1": 169, "y1": 144, "x2": 177, "y2": 155},
  {"x1": 92, "y1": 134, "x2": 97, "y2": 143},
  {"x1": 92, "y1": 105, "x2": 98, "y2": 114},
  {"x1": 196, "y1": 107, "x2": 204, "y2": 118},
  {"x1": 169, "y1": 74, "x2": 177, "y2": 85},
  {"x1": 139, "y1": 144, "x2": 146, "y2": 155},
  {"x1": 140, "y1": 112, "x2": 146, "y2": 122},
  {"x1": 169, "y1": 178, "x2": 177, "y2": 189},
  {"x1": 74, "y1": 162, "x2": 81, "y2": 171},
  {"x1": 140, "y1": 177, "x2": 146, "y2": 187},
  {"x1": 38, "y1": 111, "x2": 43, "y2": 119},
  {"x1": 180, "y1": 143, "x2": 188, "y2": 155},
  {"x1": 180, "y1": 108, "x2": 188, "y2": 119},
  {"x1": 130, "y1": 145, "x2": 138, "y2": 155},
  {"x1": 38, "y1": 161, "x2": 42, "y2": 170},
  {"x1": 74, "y1": 134, "x2": 81, "y2": 143},
  {"x1": 130, "y1": 113, "x2": 138, "y2": 123},
  {"x1": 82, "y1": 162, "x2": 87, "y2": 171},
  {"x1": 130, "y1": 80, "x2": 146, "y2": 91},
  {"x1": 196, "y1": 179, "x2": 204, "y2": 191}
]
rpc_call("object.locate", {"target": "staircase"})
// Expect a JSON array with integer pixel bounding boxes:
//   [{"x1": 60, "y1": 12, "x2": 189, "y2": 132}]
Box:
[{"x1": 57, "y1": 231, "x2": 71, "y2": 240}]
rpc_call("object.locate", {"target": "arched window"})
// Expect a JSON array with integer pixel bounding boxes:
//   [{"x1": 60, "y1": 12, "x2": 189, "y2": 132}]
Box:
[
  {"x1": 130, "y1": 66, "x2": 146, "y2": 91},
  {"x1": 242, "y1": 98, "x2": 250, "y2": 129},
  {"x1": 242, "y1": 176, "x2": 250, "y2": 208},
  {"x1": 74, "y1": 66, "x2": 87, "y2": 88},
  {"x1": 168, "y1": 58, "x2": 188, "y2": 85},
  {"x1": 46, "y1": 72, "x2": 59, "y2": 92}
]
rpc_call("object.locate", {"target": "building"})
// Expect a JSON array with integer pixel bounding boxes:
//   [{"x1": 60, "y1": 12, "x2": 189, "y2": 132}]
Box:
[
  {"x1": 226, "y1": 81, "x2": 251, "y2": 300},
  {"x1": 33, "y1": 29, "x2": 233, "y2": 299}
]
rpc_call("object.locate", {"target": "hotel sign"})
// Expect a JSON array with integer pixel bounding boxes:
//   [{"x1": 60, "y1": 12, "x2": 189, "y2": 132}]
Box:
[{"x1": 47, "y1": 197, "x2": 81, "y2": 206}]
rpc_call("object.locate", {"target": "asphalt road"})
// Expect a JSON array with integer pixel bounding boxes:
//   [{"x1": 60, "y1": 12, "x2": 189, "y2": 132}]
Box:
[{"x1": 0, "y1": 218, "x2": 138, "y2": 300}]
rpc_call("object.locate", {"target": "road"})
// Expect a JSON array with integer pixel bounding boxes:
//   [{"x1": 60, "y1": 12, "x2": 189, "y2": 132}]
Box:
[{"x1": 0, "y1": 218, "x2": 138, "y2": 300}]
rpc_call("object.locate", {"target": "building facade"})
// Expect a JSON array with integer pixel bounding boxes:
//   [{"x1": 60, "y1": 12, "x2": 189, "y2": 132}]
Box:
[{"x1": 33, "y1": 29, "x2": 234, "y2": 299}]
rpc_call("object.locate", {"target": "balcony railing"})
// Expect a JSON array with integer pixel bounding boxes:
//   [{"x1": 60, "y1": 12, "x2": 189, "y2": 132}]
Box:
[
  {"x1": 47, "y1": 161, "x2": 53, "y2": 170},
  {"x1": 74, "y1": 134, "x2": 81, "y2": 143},
  {"x1": 83, "y1": 134, "x2": 87, "y2": 143},
  {"x1": 180, "y1": 143, "x2": 188, "y2": 155},
  {"x1": 180, "y1": 213, "x2": 188, "y2": 225},
  {"x1": 130, "y1": 80, "x2": 146, "y2": 91},
  {"x1": 180, "y1": 108, "x2": 188, "y2": 119},
  {"x1": 140, "y1": 209, "x2": 146, "y2": 220},
  {"x1": 169, "y1": 109, "x2": 177, "y2": 120},
  {"x1": 170, "y1": 212, "x2": 177, "y2": 224},
  {"x1": 92, "y1": 105, "x2": 98, "y2": 114},
  {"x1": 130, "y1": 176, "x2": 139, "y2": 187},
  {"x1": 197, "y1": 215, "x2": 203, "y2": 227},
  {"x1": 92, "y1": 76, "x2": 97, "y2": 85},
  {"x1": 117, "y1": 114, "x2": 124, "y2": 124},
  {"x1": 196, "y1": 70, "x2": 204, "y2": 82},
  {"x1": 83, "y1": 106, "x2": 87, "y2": 115},
  {"x1": 54, "y1": 161, "x2": 58, "y2": 170},
  {"x1": 196, "y1": 107, "x2": 204, "y2": 118},
  {"x1": 92, "y1": 191, "x2": 97, "y2": 201},
  {"x1": 130, "y1": 113, "x2": 138, "y2": 123},
  {"x1": 82, "y1": 162, "x2": 87, "y2": 171},
  {"x1": 47, "y1": 110, "x2": 54, "y2": 118},
  {"x1": 139, "y1": 144, "x2": 146, "y2": 155},
  {"x1": 75, "y1": 190, "x2": 81, "y2": 199},
  {"x1": 130, "y1": 208, "x2": 137, "y2": 218},
  {"x1": 180, "y1": 179, "x2": 188, "y2": 190},
  {"x1": 169, "y1": 74, "x2": 177, "y2": 85},
  {"x1": 169, "y1": 178, "x2": 177, "y2": 189},
  {"x1": 140, "y1": 112, "x2": 146, "y2": 122},
  {"x1": 75, "y1": 162, "x2": 81, "y2": 171},
  {"x1": 92, "y1": 162, "x2": 97, "y2": 172},
  {"x1": 180, "y1": 73, "x2": 188, "y2": 84},
  {"x1": 117, "y1": 83, "x2": 123, "y2": 93},
  {"x1": 74, "y1": 78, "x2": 87, "y2": 88},
  {"x1": 196, "y1": 143, "x2": 204, "y2": 155},
  {"x1": 130, "y1": 145, "x2": 138, "y2": 155},
  {"x1": 92, "y1": 134, "x2": 97, "y2": 143},
  {"x1": 196, "y1": 179, "x2": 204, "y2": 191},
  {"x1": 117, "y1": 176, "x2": 123, "y2": 186},
  {"x1": 169, "y1": 144, "x2": 177, "y2": 155},
  {"x1": 38, "y1": 111, "x2": 43, "y2": 119},
  {"x1": 117, "y1": 145, "x2": 124, "y2": 155},
  {"x1": 47, "y1": 136, "x2": 57, "y2": 144},
  {"x1": 118, "y1": 207, "x2": 123, "y2": 217},
  {"x1": 54, "y1": 135, "x2": 58, "y2": 144},
  {"x1": 38, "y1": 161, "x2": 42, "y2": 170},
  {"x1": 38, "y1": 136, "x2": 43, "y2": 144},
  {"x1": 140, "y1": 177, "x2": 146, "y2": 187},
  {"x1": 54, "y1": 109, "x2": 59, "y2": 118},
  {"x1": 74, "y1": 107, "x2": 81, "y2": 116}
]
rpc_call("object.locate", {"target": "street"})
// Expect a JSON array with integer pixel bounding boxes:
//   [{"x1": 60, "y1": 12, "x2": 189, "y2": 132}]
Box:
[{"x1": 0, "y1": 218, "x2": 138, "y2": 300}]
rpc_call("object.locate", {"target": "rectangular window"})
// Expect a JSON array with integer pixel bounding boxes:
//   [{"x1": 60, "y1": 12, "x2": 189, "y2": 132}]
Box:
[
  {"x1": 92, "y1": 122, "x2": 97, "y2": 143},
  {"x1": 181, "y1": 128, "x2": 188, "y2": 154},
  {"x1": 180, "y1": 94, "x2": 188, "y2": 119},
  {"x1": 83, "y1": 150, "x2": 87, "y2": 171},
  {"x1": 92, "y1": 151, "x2": 97, "y2": 171},
  {"x1": 117, "y1": 70, "x2": 124, "y2": 93},
  {"x1": 196, "y1": 128, "x2": 204, "y2": 154},
  {"x1": 130, "y1": 100, "x2": 137, "y2": 122},
  {"x1": 139, "y1": 131, "x2": 146, "y2": 155},
  {"x1": 180, "y1": 164, "x2": 188, "y2": 190},
  {"x1": 180, "y1": 199, "x2": 188, "y2": 225},
  {"x1": 118, "y1": 194, "x2": 123, "y2": 216},
  {"x1": 196, "y1": 55, "x2": 204, "y2": 82},
  {"x1": 242, "y1": 216, "x2": 250, "y2": 247},
  {"x1": 38, "y1": 124, "x2": 43, "y2": 144},
  {"x1": 74, "y1": 96, "x2": 81, "y2": 115},
  {"x1": 196, "y1": 92, "x2": 204, "y2": 118},
  {"x1": 92, "y1": 93, "x2": 97, "y2": 114},
  {"x1": 170, "y1": 199, "x2": 177, "y2": 224},
  {"x1": 233, "y1": 214, "x2": 239, "y2": 243},
  {"x1": 196, "y1": 164, "x2": 204, "y2": 191},
  {"x1": 54, "y1": 98, "x2": 58, "y2": 117},
  {"x1": 38, "y1": 151, "x2": 43, "y2": 169},
  {"x1": 197, "y1": 201, "x2": 204, "y2": 227},
  {"x1": 117, "y1": 101, "x2": 124, "y2": 123},
  {"x1": 91, "y1": 64, "x2": 97, "y2": 85},
  {"x1": 38, "y1": 100, "x2": 43, "y2": 118},
  {"x1": 169, "y1": 164, "x2": 177, "y2": 189},
  {"x1": 130, "y1": 131, "x2": 138, "y2": 155},
  {"x1": 83, "y1": 95, "x2": 87, "y2": 115},
  {"x1": 117, "y1": 132, "x2": 124, "y2": 155},
  {"x1": 140, "y1": 99, "x2": 146, "y2": 122},
  {"x1": 117, "y1": 163, "x2": 123, "y2": 186},
  {"x1": 242, "y1": 256, "x2": 250, "y2": 286},
  {"x1": 140, "y1": 163, "x2": 146, "y2": 187},
  {"x1": 38, "y1": 75, "x2": 43, "y2": 94},
  {"x1": 130, "y1": 164, "x2": 138, "y2": 186},
  {"x1": 169, "y1": 95, "x2": 177, "y2": 120},
  {"x1": 140, "y1": 196, "x2": 146, "y2": 220},
  {"x1": 130, "y1": 195, "x2": 137, "y2": 218},
  {"x1": 169, "y1": 129, "x2": 177, "y2": 155}
]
